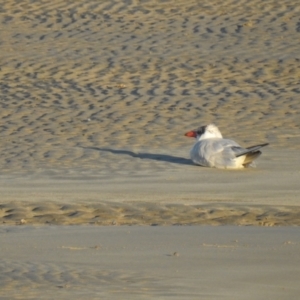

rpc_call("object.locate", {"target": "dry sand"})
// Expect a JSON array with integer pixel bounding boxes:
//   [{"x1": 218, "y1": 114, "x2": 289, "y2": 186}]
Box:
[
  {"x1": 1, "y1": 148, "x2": 300, "y2": 226},
  {"x1": 1, "y1": 0, "x2": 300, "y2": 177},
  {"x1": 1, "y1": 0, "x2": 300, "y2": 298}
]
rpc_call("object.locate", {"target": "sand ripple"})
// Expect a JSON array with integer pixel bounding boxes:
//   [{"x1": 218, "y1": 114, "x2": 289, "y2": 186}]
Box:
[
  {"x1": 0, "y1": 260, "x2": 175, "y2": 299},
  {"x1": 0, "y1": 202, "x2": 299, "y2": 226},
  {"x1": 0, "y1": 0, "x2": 300, "y2": 176}
]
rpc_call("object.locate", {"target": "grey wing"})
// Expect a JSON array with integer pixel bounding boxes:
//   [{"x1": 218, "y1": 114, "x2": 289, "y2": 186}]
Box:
[
  {"x1": 230, "y1": 146, "x2": 249, "y2": 157},
  {"x1": 232, "y1": 143, "x2": 269, "y2": 167},
  {"x1": 205, "y1": 138, "x2": 238, "y2": 152},
  {"x1": 209, "y1": 139, "x2": 242, "y2": 167},
  {"x1": 234, "y1": 143, "x2": 269, "y2": 157}
]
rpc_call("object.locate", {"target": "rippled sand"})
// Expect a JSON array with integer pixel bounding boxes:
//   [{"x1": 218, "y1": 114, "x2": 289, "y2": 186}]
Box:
[
  {"x1": 1, "y1": 0, "x2": 300, "y2": 224},
  {"x1": 1, "y1": 1, "x2": 300, "y2": 299},
  {"x1": 1, "y1": 0, "x2": 300, "y2": 176},
  {"x1": 1, "y1": 201, "x2": 300, "y2": 226}
]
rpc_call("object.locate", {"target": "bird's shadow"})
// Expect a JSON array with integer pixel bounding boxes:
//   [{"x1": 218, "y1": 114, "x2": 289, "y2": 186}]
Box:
[{"x1": 82, "y1": 147, "x2": 194, "y2": 166}]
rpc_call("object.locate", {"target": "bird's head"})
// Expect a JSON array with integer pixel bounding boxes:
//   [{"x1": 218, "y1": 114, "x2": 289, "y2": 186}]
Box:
[{"x1": 184, "y1": 124, "x2": 222, "y2": 140}]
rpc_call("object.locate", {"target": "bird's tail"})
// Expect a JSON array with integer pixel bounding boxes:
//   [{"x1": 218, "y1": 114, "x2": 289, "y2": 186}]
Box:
[
  {"x1": 234, "y1": 143, "x2": 269, "y2": 167},
  {"x1": 235, "y1": 143, "x2": 269, "y2": 158},
  {"x1": 242, "y1": 151, "x2": 262, "y2": 166}
]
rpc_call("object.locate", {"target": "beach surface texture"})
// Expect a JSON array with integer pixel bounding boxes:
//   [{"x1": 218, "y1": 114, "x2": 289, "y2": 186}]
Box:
[{"x1": 0, "y1": 0, "x2": 299, "y2": 299}]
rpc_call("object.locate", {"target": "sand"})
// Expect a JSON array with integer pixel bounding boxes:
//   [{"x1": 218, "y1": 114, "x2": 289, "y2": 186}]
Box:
[
  {"x1": 1, "y1": 0, "x2": 300, "y2": 298},
  {"x1": 1, "y1": 0, "x2": 300, "y2": 177},
  {"x1": 1, "y1": 225, "x2": 300, "y2": 300},
  {"x1": 1, "y1": 147, "x2": 300, "y2": 226}
]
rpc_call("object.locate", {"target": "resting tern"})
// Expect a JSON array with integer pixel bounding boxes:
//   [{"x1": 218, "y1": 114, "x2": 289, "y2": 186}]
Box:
[{"x1": 184, "y1": 124, "x2": 268, "y2": 169}]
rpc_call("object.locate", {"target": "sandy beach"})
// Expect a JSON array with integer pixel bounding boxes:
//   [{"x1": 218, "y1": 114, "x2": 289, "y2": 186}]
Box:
[
  {"x1": 0, "y1": 225, "x2": 299, "y2": 300},
  {"x1": 1, "y1": 0, "x2": 300, "y2": 298}
]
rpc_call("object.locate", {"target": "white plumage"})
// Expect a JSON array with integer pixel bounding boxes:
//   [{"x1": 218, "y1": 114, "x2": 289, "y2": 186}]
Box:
[{"x1": 185, "y1": 124, "x2": 268, "y2": 169}]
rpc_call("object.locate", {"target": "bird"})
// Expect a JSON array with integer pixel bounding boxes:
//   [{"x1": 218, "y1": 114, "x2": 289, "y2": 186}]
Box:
[{"x1": 184, "y1": 124, "x2": 269, "y2": 169}]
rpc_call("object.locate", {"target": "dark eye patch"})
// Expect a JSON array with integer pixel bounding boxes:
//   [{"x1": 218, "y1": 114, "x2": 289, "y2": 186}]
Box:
[{"x1": 196, "y1": 126, "x2": 205, "y2": 135}]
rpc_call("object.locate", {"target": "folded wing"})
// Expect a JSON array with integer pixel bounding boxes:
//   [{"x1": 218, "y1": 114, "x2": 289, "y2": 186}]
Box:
[
  {"x1": 231, "y1": 143, "x2": 269, "y2": 167},
  {"x1": 233, "y1": 143, "x2": 269, "y2": 158}
]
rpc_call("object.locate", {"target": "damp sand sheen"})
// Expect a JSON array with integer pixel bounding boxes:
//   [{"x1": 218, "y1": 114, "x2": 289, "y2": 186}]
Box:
[{"x1": 0, "y1": 0, "x2": 300, "y2": 299}]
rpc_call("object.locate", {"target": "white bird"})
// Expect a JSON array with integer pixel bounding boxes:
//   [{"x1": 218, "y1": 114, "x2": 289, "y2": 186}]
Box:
[{"x1": 184, "y1": 124, "x2": 269, "y2": 169}]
